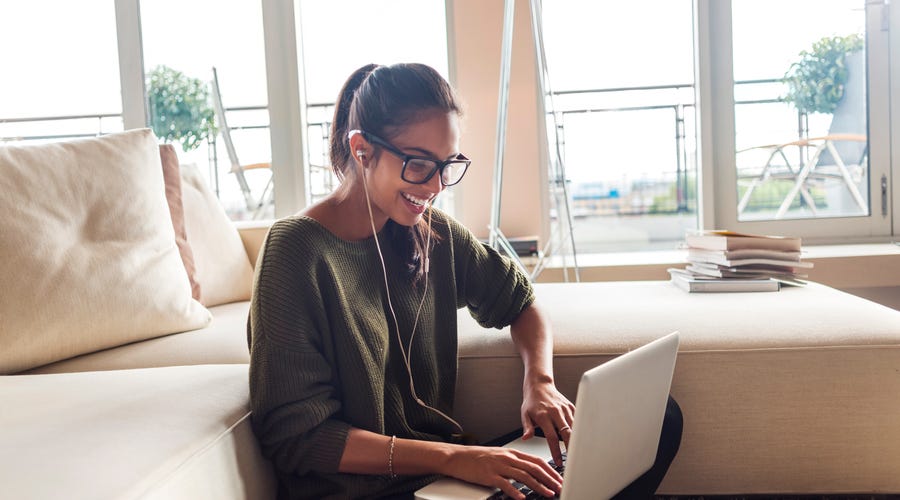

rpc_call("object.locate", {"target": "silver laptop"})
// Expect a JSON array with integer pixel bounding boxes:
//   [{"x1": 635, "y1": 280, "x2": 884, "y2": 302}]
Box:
[{"x1": 415, "y1": 331, "x2": 680, "y2": 500}]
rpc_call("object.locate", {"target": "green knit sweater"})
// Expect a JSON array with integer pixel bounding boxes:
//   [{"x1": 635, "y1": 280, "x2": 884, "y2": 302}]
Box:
[{"x1": 248, "y1": 209, "x2": 534, "y2": 499}]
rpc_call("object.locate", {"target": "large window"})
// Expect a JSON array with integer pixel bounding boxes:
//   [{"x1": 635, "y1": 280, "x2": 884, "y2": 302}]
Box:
[
  {"x1": 140, "y1": 0, "x2": 271, "y2": 221},
  {"x1": 0, "y1": 1, "x2": 123, "y2": 143},
  {"x1": 542, "y1": 1, "x2": 698, "y2": 252},
  {"x1": 541, "y1": 0, "x2": 895, "y2": 250},
  {"x1": 4, "y1": 1, "x2": 896, "y2": 247},
  {"x1": 708, "y1": 0, "x2": 892, "y2": 242},
  {"x1": 732, "y1": 0, "x2": 868, "y2": 221}
]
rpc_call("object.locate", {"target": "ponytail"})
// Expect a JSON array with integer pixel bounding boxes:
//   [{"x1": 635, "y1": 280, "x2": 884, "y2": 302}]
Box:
[{"x1": 329, "y1": 63, "x2": 379, "y2": 181}]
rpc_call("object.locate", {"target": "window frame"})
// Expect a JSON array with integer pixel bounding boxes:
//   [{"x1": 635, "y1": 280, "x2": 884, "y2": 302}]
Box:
[{"x1": 702, "y1": 0, "x2": 893, "y2": 244}]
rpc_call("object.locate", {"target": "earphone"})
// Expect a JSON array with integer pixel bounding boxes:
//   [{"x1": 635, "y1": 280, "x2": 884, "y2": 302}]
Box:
[{"x1": 359, "y1": 161, "x2": 463, "y2": 435}]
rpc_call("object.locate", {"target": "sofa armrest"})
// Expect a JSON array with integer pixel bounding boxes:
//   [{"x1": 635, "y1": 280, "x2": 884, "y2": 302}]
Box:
[{"x1": 234, "y1": 220, "x2": 273, "y2": 270}]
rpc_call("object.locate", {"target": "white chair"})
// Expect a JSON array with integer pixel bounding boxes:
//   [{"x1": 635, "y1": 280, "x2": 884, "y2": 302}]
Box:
[
  {"x1": 210, "y1": 67, "x2": 272, "y2": 219},
  {"x1": 737, "y1": 51, "x2": 868, "y2": 219}
]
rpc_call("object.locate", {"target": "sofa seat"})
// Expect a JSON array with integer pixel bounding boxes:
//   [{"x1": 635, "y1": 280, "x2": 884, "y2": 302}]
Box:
[
  {"x1": 0, "y1": 364, "x2": 276, "y2": 500},
  {"x1": 454, "y1": 281, "x2": 900, "y2": 495},
  {"x1": 25, "y1": 302, "x2": 252, "y2": 375}
]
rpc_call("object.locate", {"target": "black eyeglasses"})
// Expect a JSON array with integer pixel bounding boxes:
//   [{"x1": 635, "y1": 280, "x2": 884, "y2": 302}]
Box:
[{"x1": 356, "y1": 130, "x2": 471, "y2": 186}]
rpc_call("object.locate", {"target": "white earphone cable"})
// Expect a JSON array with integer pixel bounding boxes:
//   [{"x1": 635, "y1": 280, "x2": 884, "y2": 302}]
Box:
[{"x1": 360, "y1": 166, "x2": 464, "y2": 434}]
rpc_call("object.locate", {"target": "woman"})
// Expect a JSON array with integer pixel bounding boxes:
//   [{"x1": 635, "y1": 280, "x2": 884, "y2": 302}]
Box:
[{"x1": 248, "y1": 63, "x2": 680, "y2": 499}]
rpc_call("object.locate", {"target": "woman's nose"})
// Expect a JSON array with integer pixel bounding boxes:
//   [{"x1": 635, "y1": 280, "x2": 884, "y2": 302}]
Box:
[{"x1": 426, "y1": 170, "x2": 445, "y2": 194}]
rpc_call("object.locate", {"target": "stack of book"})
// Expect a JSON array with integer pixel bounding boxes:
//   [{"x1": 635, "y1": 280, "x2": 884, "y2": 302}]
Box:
[{"x1": 668, "y1": 230, "x2": 813, "y2": 293}]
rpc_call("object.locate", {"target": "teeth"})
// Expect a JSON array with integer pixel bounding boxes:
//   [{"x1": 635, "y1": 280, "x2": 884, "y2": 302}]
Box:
[{"x1": 402, "y1": 193, "x2": 429, "y2": 206}]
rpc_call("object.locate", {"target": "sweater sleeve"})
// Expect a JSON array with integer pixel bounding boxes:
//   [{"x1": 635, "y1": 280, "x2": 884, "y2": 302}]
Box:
[
  {"x1": 247, "y1": 219, "x2": 349, "y2": 476},
  {"x1": 446, "y1": 215, "x2": 535, "y2": 329}
]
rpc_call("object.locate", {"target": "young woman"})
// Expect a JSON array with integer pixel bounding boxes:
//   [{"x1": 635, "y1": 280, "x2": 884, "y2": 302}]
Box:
[{"x1": 248, "y1": 63, "x2": 681, "y2": 500}]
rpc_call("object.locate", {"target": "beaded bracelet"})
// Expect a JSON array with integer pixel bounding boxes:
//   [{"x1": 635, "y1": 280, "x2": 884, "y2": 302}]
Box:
[{"x1": 388, "y1": 435, "x2": 397, "y2": 479}]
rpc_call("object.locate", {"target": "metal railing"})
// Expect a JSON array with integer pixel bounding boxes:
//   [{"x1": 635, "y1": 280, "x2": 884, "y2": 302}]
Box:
[
  {"x1": 546, "y1": 78, "x2": 810, "y2": 216},
  {"x1": 1, "y1": 80, "x2": 810, "y2": 216},
  {"x1": 0, "y1": 113, "x2": 124, "y2": 142}
]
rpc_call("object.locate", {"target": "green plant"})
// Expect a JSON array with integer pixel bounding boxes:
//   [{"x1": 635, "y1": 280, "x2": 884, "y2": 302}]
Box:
[
  {"x1": 147, "y1": 65, "x2": 217, "y2": 152},
  {"x1": 783, "y1": 34, "x2": 864, "y2": 115}
]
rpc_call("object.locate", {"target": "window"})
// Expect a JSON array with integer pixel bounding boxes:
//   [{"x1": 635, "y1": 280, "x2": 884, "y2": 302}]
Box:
[
  {"x1": 707, "y1": 0, "x2": 892, "y2": 242},
  {"x1": 0, "y1": 1, "x2": 123, "y2": 143},
  {"x1": 541, "y1": 0, "x2": 895, "y2": 250},
  {"x1": 541, "y1": 0, "x2": 698, "y2": 252},
  {"x1": 732, "y1": 0, "x2": 868, "y2": 222},
  {"x1": 140, "y1": 0, "x2": 271, "y2": 221}
]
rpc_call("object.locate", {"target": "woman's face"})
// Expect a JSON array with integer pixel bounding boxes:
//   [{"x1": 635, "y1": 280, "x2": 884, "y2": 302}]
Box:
[{"x1": 362, "y1": 111, "x2": 461, "y2": 227}]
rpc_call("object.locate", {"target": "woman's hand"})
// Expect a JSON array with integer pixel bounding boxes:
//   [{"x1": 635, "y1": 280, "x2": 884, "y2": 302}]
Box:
[
  {"x1": 521, "y1": 379, "x2": 576, "y2": 467},
  {"x1": 440, "y1": 444, "x2": 563, "y2": 499}
]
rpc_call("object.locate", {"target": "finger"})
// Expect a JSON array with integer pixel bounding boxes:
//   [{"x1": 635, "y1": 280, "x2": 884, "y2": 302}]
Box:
[
  {"x1": 546, "y1": 431, "x2": 564, "y2": 468},
  {"x1": 506, "y1": 465, "x2": 558, "y2": 498},
  {"x1": 521, "y1": 414, "x2": 535, "y2": 440},
  {"x1": 561, "y1": 425, "x2": 574, "y2": 449},
  {"x1": 492, "y1": 476, "x2": 525, "y2": 500},
  {"x1": 505, "y1": 454, "x2": 562, "y2": 495},
  {"x1": 512, "y1": 451, "x2": 564, "y2": 487},
  {"x1": 539, "y1": 413, "x2": 569, "y2": 466}
]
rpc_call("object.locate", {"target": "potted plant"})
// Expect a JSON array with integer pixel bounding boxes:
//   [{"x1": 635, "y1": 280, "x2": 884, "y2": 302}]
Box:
[
  {"x1": 783, "y1": 34, "x2": 864, "y2": 115},
  {"x1": 146, "y1": 65, "x2": 217, "y2": 152}
]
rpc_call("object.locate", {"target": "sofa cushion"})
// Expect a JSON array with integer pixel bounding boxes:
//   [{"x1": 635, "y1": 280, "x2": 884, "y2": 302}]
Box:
[
  {"x1": 159, "y1": 144, "x2": 202, "y2": 301},
  {"x1": 0, "y1": 129, "x2": 211, "y2": 374},
  {"x1": 180, "y1": 163, "x2": 254, "y2": 307},
  {"x1": 26, "y1": 301, "x2": 252, "y2": 374},
  {"x1": 0, "y1": 364, "x2": 276, "y2": 500}
]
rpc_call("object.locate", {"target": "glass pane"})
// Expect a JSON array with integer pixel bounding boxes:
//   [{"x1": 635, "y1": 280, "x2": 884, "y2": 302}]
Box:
[
  {"x1": 733, "y1": 0, "x2": 868, "y2": 221},
  {"x1": 0, "y1": 1, "x2": 123, "y2": 143},
  {"x1": 297, "y1": 0, "x2": 450, "y2": 207},
  {"x1": 141, "y1": 0, "x2": 271, "y2": 221},
  {"x1": 542, "y1": 0, "x2": 697, "y2": 252}
]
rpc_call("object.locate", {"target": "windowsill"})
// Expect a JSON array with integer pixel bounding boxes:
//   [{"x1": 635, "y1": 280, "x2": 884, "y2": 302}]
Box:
[{"x1": 530, "y1": 242, "x2": 900, "y2": 290}]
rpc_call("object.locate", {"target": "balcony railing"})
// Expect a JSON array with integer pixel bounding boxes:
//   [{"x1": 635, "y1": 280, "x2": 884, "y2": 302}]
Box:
[
  {"x1": 1, "y1": 79, "x2": 814, "y2": 218},
  {"x1": 547, "y1": 78, "x2": 814, "y2": 217}
]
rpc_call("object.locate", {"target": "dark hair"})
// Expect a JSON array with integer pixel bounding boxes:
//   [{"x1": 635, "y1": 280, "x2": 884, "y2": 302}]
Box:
[{"x1": 329, "y1": 63, "x2": 462, "y2": 283}]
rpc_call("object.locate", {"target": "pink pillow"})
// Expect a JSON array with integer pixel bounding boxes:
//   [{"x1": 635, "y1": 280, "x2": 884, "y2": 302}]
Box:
[{"x1": 159, "y1": 144, "x2": 202, "y2": 301}]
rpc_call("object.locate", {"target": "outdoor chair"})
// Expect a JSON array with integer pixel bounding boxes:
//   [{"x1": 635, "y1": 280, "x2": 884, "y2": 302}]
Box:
[
  {"x1": 737, "y1": 51, "x2": 868, "y2": 219},
  {"x1": 210, "y1": 67, "x2": 273, "y2": 219}
]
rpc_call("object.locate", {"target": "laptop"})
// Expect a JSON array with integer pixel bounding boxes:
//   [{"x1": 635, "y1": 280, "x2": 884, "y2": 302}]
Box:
[{"x1": 415, "y1": 331, "x2": 680, "y2": 500}]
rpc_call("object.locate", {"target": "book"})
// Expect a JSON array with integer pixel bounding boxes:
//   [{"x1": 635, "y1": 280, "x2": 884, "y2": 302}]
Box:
[
  {"x1": 684, "y1": 264, "x2": 808, "y2": 284},
  {"x1": 668, "y1": 268, "x2": 781, "y2": 293},
  {"x1": 685, "y1": 230, "x2": 801, "y2": 252},
  {"x1": 686, "y1": 256, "x2": 814, "y2": 269},
  {"x1": 687, "y1": 248, "x2": 802, "y2": 262}
]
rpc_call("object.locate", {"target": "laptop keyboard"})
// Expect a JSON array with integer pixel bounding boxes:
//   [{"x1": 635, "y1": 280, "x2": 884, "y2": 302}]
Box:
[{"x1": 487, "y1": 452, "x2": 566, "y2": 499}]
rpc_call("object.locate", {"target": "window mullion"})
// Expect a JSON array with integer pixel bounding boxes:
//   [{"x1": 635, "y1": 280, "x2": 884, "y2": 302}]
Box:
[
  {"x1": 115, "y1": 0, "x2": 147, "y2": 130},
  {"x1": 261, "y1": 0, "x2": 308, "y2": 216}
]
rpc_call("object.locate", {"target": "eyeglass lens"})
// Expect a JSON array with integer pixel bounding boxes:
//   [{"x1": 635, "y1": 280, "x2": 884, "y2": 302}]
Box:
[{"x1": 403, "y1": 158, "x2": 468, "y2": 186}]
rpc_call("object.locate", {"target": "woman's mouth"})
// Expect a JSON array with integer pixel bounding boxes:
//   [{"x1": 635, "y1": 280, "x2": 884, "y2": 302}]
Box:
[
  {"x1": 402, "y1": 192, "x2": 431, "y2": 207},
  {"x1": 401, "y1": 192, "x2": 431, "y2": 215}
]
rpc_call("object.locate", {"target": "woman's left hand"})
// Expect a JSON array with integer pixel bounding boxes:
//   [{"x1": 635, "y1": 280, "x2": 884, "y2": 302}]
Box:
[{"x1": 520, "y1": 379, "x2": 576, "y2": 467}]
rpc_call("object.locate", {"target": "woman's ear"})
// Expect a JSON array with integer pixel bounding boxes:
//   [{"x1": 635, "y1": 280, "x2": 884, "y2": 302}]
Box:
[{"x1": 347, "y1": 130, "x2": 371, "y2": 167}]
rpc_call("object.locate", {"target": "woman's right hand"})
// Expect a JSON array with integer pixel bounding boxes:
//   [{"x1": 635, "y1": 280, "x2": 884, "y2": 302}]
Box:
[{"x1": 440, "y1": 445, "x2": 563, "y2": 499}]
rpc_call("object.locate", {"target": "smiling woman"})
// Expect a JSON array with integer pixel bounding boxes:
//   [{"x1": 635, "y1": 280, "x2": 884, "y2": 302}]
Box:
[{"x1": 247, "y1": 62, "x2": 573, "y2": 499}]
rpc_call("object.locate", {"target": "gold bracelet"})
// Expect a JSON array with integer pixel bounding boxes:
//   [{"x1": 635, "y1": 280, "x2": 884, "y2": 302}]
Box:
[{"x1": 388, "y1": 435, "x2": 397, "y2": 479}]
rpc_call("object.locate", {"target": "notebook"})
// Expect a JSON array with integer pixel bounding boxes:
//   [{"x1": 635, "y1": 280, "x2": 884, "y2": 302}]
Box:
[{"x1": 415, "y1": 331, "x2": 680, "y2": 500}]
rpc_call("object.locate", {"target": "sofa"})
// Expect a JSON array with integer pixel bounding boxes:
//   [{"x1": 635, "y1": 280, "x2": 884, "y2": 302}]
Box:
[{"x1": 2, "y1": 130, "x2": 900, "y2": 499}]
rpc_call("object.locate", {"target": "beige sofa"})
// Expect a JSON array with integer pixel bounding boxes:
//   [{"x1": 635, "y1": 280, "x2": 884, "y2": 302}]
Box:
[{"x1": 3, "y1": 131, "x2": 900, "y2": 499}]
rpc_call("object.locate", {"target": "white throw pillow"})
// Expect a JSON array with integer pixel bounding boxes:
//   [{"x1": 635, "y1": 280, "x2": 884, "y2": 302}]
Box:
[
  {"x1": 179, "y1": 164, "x2": 254, "y2": 307},
  {"x1": 0, "y1": 129, "x2": 211, "y2": 374}
]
